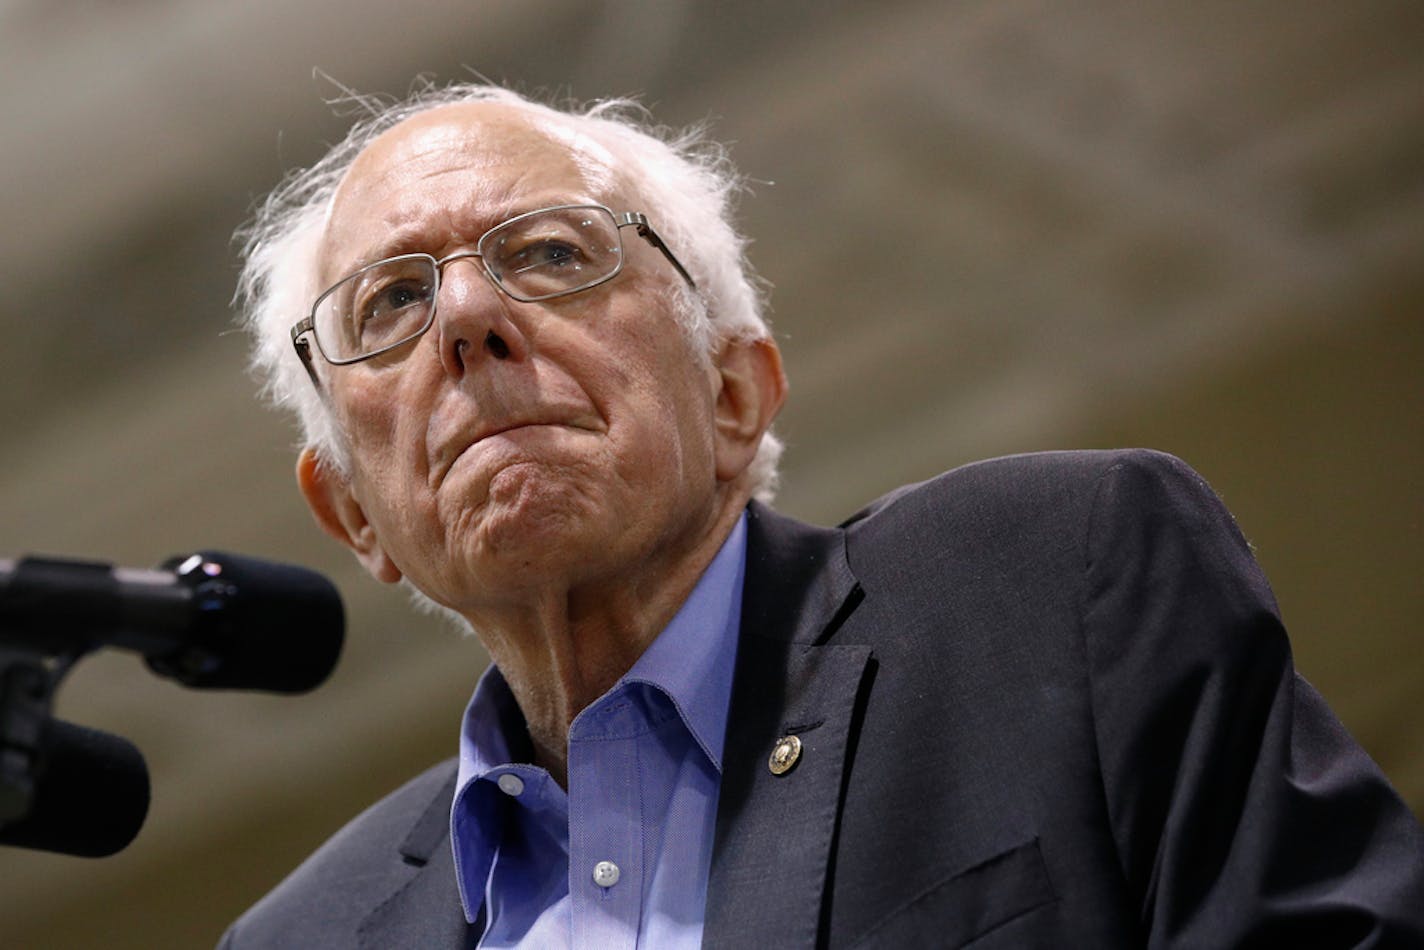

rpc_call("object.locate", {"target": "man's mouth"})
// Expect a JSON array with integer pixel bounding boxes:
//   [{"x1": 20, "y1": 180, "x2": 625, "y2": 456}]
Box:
[{"x1": 432, "y1": 410, "x2": 600, "y2": 483}]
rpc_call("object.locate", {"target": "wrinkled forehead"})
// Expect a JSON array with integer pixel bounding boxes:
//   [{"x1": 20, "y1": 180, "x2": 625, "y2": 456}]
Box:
[{"x1": 320, "y1": 102, "x2": 624, "y2": 278}]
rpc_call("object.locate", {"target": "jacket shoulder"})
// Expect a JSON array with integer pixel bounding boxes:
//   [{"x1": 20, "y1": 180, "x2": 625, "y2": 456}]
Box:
[
  {"x1": 839, "y1": 449, "x2": 1225, "y2": 570},
  {"x1": 842, "y1": 448, "x2": 1208, "y2": 530}
]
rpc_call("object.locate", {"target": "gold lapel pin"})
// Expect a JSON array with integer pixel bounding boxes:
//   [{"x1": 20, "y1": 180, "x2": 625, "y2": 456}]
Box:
[{"x1": 768, "y1": 735, "x2": 802, "y2": 775}]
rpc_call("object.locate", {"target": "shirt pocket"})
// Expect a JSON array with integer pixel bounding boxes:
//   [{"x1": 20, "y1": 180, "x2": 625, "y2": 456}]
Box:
[{"x1": 847, "y1": 837, "x2": 1056, "y2": 949}]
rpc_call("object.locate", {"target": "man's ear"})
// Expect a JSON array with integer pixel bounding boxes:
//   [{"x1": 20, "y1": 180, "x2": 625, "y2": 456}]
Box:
[
  {"x1": 711, "y1": 335, "x2": 788, "y2": 483},
  {"x1": 296, "y1": 447, "x2": 402, "y2": 584}
]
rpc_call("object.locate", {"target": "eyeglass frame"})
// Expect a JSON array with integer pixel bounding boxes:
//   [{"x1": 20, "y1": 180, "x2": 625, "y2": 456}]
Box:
[{"x1": 289, "y1": 203, "x2": 697, "y2": 387}]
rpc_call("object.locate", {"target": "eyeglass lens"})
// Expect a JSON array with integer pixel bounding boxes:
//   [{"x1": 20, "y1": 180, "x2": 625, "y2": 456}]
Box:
[{"x1": 483, "y1": 206, "x2": 622, "y2": 299}]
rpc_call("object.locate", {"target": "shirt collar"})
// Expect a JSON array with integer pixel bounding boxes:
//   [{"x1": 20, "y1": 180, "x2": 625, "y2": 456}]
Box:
[{"x1": 619, "y1": 510, "x2": 745, "y2": 772}]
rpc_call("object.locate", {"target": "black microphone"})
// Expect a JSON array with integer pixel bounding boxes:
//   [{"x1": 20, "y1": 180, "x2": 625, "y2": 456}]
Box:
[
  {"x1": 0, "y1": 551, "x2": 344, "y2": 693},
  {"x1": 0, "y1": 719, "x2": 150, "y2": 857}
]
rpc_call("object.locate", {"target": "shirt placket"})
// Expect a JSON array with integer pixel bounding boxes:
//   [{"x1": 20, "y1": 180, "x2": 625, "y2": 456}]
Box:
[{"x1": 568, "y1": 701, "x2": 644, "y2": 949}]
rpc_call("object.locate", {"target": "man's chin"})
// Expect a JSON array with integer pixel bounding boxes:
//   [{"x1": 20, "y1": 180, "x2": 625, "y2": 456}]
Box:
[{"x1": 463, "y1": 473, "x2": 608, "y2": 573}]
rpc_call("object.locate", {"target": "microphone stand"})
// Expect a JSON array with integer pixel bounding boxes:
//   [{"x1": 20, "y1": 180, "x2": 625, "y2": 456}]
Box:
[
  {"x1": 0, "y1": 639, "x2": 75, "y2": 829},
  {"x1": 0, "y1": 555, "x2": 145, "y2": 844}
]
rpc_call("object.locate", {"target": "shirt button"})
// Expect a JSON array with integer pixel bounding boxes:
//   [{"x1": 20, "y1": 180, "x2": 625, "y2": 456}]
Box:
[
  {"x1": 496, "y1": 773, "x2": 525, "y2": 797},
  {"x1": 592, "y1": 860, "x2": 621, "y2": 888}
]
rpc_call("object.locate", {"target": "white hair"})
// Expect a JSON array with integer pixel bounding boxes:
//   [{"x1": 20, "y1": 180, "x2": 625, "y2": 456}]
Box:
[{"x1": 235, "y1": 81, "x2": 783, "y2": 502}]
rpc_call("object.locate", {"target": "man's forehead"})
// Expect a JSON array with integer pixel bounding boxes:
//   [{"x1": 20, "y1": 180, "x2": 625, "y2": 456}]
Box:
[{"x1": 335, "y1": 102, "x2": 615, "y2": 209}]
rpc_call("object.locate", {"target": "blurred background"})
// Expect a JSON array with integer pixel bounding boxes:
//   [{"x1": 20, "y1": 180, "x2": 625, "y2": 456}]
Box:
[{"x1": 1, "y1": 0, "x2": 1420, "y2": 945}]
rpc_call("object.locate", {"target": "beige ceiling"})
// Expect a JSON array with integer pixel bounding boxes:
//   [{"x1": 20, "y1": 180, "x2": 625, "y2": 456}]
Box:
[{"x1": 1, "y1": 1, "x2": 1420, "y2": 945}]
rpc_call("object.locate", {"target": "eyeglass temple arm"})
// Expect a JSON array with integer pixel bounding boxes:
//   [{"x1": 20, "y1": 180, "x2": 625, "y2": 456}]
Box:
[
  {"x1": 617, "y1": 212, "x2": 696, "y2": 290},
  {"x1": 291, "y1": 317, "x2": 323, "y2": 389}
]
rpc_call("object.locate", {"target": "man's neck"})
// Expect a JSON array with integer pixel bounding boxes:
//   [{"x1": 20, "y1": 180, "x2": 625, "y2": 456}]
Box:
[{"x1": 459, "y1": 489, "x2": 751, "y2": 787}]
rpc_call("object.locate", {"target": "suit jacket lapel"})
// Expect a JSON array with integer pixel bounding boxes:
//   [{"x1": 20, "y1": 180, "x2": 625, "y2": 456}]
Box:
[
  {"x1": 704, "y1": 503, "x2": 872, "y2": 948},
  {"x1": 357, "y1": 763, "x2": 474, "y2": 949}
]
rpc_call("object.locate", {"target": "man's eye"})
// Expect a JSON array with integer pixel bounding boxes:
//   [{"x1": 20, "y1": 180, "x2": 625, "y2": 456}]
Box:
[
  {"x1": 507, "y1": 241, "x2": 581, "y2": 274},
  {"x1": 349, "y1": 278, "x2": 433, "y2": 349},
  {"x1": 358, "y1": 280, "x2": 428, "y2": 322}
]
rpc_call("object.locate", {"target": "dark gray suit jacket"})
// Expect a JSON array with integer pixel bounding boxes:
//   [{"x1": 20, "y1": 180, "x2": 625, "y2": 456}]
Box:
[{"x1": 221, "y1": 450, "x2": 1424, "y2": 948}]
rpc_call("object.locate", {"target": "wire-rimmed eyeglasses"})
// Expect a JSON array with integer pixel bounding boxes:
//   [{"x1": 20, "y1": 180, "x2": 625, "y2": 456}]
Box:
[{"x1": 289, "y1": 204, "x2": 695, "y2": 384}]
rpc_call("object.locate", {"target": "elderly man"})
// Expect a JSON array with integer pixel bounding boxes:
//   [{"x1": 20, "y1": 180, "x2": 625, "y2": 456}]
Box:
[{"x1": 222, "y1": 84, "x2": 1424, "y2": 948}]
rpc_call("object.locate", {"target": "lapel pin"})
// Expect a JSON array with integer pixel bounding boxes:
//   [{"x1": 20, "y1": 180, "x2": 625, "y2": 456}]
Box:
[{"x1": 768, "y1": 735, "x2": 802, "y2": 775}]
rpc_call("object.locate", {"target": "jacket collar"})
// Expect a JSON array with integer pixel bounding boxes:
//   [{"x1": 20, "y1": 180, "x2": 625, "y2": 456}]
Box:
[
  {"x1": 356, "y1": 762, "x2": 475, "y2": 948},
  {"x1": 739, "y1": 501, "x2": 862, "y2": 647}
]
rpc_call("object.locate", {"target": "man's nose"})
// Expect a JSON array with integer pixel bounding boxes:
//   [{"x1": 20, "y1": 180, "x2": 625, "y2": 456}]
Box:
[{"x1": 433, "y1": 257, "x2": 531, "y2": 378}]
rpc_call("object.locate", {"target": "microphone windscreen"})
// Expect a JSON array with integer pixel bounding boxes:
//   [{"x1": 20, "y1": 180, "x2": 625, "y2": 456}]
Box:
[
  {"x1": 0, "y1": 720, "x2": 150, "y2": 858},
  {"x1": 150, "y1": 551, "x2": 345, "y2": 693}
]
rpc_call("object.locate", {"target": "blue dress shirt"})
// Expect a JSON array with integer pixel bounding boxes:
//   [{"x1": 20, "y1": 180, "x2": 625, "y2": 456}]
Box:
[{"x1": 450, "y1": 513, "x2": 747, "y2": 948}]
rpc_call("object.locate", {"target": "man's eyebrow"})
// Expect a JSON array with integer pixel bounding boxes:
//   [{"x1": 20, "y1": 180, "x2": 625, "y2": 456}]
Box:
[
  {"x1": 352, "y1": 229, "x2": 436, "y2": 267},
  {"x1": 325, "y1": 224, "x2": 453, "y2": 283},
  {"x1": 325, "y1": 191, "x2": 608, "y2": 284}
]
